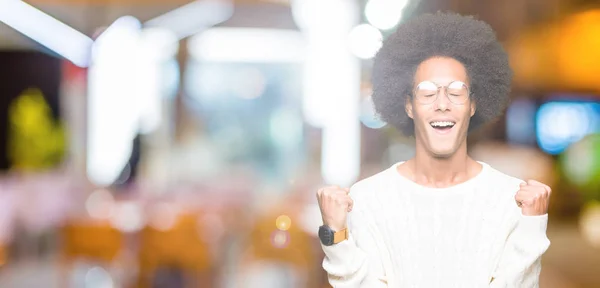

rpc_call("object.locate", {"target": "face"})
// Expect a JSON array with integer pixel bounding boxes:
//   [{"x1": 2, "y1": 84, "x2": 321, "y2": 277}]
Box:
[{"x1": 405, "y1": 57, "x2": 476, "y2": 158}]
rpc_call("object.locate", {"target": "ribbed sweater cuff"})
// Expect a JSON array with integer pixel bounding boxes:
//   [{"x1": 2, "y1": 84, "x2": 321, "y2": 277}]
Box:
[
  {"x1": 514, "y1": 213, "x2": 550, "y2": 252},
  {"x1": 322, "y1": 234, "x2": 359, "y2": 262}
]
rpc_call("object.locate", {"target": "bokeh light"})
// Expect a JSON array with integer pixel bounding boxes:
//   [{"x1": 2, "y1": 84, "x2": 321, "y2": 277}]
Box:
[
  {"x1": 148, "y1": 202, "x2": 178, "y2": 231},
  {"x1": 84, "y1": 266, "x2": 114, "y2": 288},
  {"x1": 85, "y1": 189, "x2": 115, "y2": 220},
  {"x1": 109, "y1": 201, "x2": 144, "y2": 233},
  {"x1": 275, "y1": 215, "x2": 291, "y2": 231},
  {"x1": 364, "y1": 0, "x2": 408, "y2": 30},
  {"x1": 359, "y1": 95, "x2": 387, "y2": 129},
  {"x1": 560, "y1": 134, "x2": 600, "y2": 200},
  {"x1": 536, "y1": 102, "x2": 600, "y2": 155},
  {"x1": 270, "y1": 230, "x2": 290, "y2": 249},
  {"x1": 579, "y1": 201, "x2": 600, "y2": 249},
  {"x1": 347, "y1": 24, "x2": 382, "y2": 59}
]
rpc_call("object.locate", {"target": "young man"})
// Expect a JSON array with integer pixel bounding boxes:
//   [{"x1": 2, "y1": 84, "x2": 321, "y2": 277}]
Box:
[{"x1": 316, "y1": 12, "x2": 551, "y2": 287}]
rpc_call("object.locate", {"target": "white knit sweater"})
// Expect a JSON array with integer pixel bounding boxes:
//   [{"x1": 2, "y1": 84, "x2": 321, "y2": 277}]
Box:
[{"x1": 321, "y1": 162, "x2": 550, "y2": 288}]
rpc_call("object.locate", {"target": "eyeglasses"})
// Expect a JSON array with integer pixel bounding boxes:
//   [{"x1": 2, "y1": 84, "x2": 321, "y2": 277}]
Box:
[{"x1": 412, "y1": 80, "x2": 472, "y2": 105}]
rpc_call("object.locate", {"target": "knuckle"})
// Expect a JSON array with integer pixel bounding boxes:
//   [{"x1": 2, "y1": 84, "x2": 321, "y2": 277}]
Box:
[{"x1": 326, "y1": 186, "x2": 341, "y2": 193}]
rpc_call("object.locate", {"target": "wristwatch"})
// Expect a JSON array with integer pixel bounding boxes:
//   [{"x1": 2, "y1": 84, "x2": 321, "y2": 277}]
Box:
[{"x1": 318, "y1": 225, "x2": 349, "y2": 246}]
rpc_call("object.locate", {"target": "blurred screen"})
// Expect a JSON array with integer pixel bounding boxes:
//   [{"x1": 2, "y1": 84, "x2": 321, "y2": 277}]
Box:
[{"x1": 536, "y1": 99, "x2": 600, "y2": 155}]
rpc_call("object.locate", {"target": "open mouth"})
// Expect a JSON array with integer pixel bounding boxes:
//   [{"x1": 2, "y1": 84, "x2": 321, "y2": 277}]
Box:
[{"x1": 430, "y1": 121, "x2": 456, "y2": 133}]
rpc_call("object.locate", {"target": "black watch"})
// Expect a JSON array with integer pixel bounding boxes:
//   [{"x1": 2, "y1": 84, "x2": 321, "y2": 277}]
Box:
[{"x1": 318, "y1": 225, "x2": 348, "y2": 246}]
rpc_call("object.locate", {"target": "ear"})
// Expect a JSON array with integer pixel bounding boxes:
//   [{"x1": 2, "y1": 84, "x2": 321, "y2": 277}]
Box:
[
  {"x1": 470, "y1": 100, "x2": 476, "y2": 117},
  {"x1": 405, "y1": 96, "x2": 414, "y2": 119}
]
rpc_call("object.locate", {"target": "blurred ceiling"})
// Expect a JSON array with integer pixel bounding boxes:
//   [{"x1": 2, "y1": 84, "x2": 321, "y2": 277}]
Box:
[
  {"x1": 0, "y1": 0, "x2": 583, "y2": 46},
  {"x1": 0, "y1": 0, "x2": 292, "y2": 49},
  {"x1": 3, "y1": 0, "x2": 600, "y2": 94},
  {"x1": 0, "y1": 3, "x2": 179, "y2": 49},
  {"x1": 0, "y1": 0, "x2": 570, "y2": 49}
]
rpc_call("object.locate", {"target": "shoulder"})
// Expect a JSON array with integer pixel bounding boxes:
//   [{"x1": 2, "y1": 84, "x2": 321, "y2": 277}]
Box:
[
  {"x1": 483, "y1": 162, "x2": 525, "y2": 193},
  {"x1": 480, "y1": 162, "x2": 525, "y2": 214}
]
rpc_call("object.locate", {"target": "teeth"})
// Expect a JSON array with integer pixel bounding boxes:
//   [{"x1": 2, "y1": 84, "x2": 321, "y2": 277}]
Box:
[{"x1": 430, "y1": 121, "x2": 455, "y2": 128}]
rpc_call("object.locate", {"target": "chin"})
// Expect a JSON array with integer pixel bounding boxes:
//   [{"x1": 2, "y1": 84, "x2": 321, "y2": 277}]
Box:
[
  {"x1": 426, "y1": 141, "x2": 460, "y2": 158},
  {"x1": 430, "y1": 149, "x2": 456, "y2": 159}
]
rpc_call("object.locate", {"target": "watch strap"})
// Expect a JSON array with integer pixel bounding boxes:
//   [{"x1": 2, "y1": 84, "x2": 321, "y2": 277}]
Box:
[{"x1": 333, "y1": 227, "x2": 348, "y2": 244}]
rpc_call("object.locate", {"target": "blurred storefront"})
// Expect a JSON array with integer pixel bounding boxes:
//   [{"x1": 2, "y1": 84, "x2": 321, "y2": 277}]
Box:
[{"x1": 0, "y1": 0, "x2": 599, "y2": 287}]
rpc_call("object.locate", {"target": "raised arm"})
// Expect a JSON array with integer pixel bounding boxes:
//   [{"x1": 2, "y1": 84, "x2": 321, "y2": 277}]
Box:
[
  {"x1": 490, "y1": 180, "x2": 552, "y2": 287},
  {"x1": 490, "y1": 212, "x2": 550, "y2": 287},
  {"x1": 317, "y1": 186, "x2": 388, "y2": 287}
]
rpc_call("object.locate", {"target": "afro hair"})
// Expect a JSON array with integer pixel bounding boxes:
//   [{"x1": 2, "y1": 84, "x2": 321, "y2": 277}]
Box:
[{"x1": 371, "y1": 11, "x2": 513, "y2": 136}]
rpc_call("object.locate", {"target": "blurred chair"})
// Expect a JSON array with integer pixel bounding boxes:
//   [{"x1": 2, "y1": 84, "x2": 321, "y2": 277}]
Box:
[
  {"x1": 237, "y1": 207, "x2": 321, "y2": 288},
  {"x1": 136, "y1": 210, "x2": 215, "y2": 288},
  {"x1": 59, "y1": 220, "x2": 125, "y2": 287}
]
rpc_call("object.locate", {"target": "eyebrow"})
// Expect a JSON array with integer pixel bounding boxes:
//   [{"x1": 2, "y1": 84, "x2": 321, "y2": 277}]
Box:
[{"x1": 414, "y1": 80, "x2": 469, "y2": 86}]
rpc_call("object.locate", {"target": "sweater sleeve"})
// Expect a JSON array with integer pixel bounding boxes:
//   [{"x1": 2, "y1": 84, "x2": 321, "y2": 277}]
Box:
[
  {"x1": 490, "y1": 208, "x2": 550, "y2": 288},
  {"x1": 320, "y1": 209, "x2": 388, "y2": 287}
]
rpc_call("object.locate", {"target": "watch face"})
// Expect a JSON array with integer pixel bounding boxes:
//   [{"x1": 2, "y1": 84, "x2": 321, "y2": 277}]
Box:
[{"x1": 318, "y1": 225, "x2": 334, "y2": 246}]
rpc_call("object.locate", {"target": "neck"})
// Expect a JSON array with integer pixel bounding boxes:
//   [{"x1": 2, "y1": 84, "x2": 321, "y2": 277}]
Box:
[{"x1": 409, "y1": 141, "x2": 475, "y2": 188}]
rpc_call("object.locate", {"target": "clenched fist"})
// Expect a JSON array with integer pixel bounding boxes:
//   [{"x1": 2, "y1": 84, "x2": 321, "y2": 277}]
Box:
[
  {"x1": 515, "y1": 180, "x2": 552, "y2": 216},
  {"x1": 316, "y1": 186, "x2": 354, "y2": 231}
]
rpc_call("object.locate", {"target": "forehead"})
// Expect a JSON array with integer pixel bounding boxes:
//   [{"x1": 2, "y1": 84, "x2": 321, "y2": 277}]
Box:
[{"x1": 414, "y1": 57, "x2": 468, "y2": 85}]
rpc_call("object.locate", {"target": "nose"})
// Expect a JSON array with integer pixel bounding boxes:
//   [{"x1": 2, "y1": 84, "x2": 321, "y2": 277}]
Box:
[{"x1": 433, "y1": 88, "x2": 451, "y2": 111}]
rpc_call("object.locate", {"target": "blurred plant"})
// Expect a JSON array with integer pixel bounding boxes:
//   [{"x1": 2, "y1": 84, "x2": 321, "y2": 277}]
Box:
[
  {"x1": 7, "y1": 87, "x2": 66, "y2": 171},
  {"x1": 560, "y1": 133, "x2": 600, "y2": 202}
]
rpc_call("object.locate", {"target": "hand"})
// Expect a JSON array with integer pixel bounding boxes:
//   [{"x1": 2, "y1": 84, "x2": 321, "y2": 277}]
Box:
[
  {"x1": 316, "y1": 185, "x2": 353, "y2": 231},
  {"x1": 515, "y1": 180, "x2": 551, "y2": 216}
]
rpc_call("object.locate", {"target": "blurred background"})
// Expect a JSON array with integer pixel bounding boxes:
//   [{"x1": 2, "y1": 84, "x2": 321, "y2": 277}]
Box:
[{"x1": 0, "y1": 0, "x2": 599, "y2": 287}]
